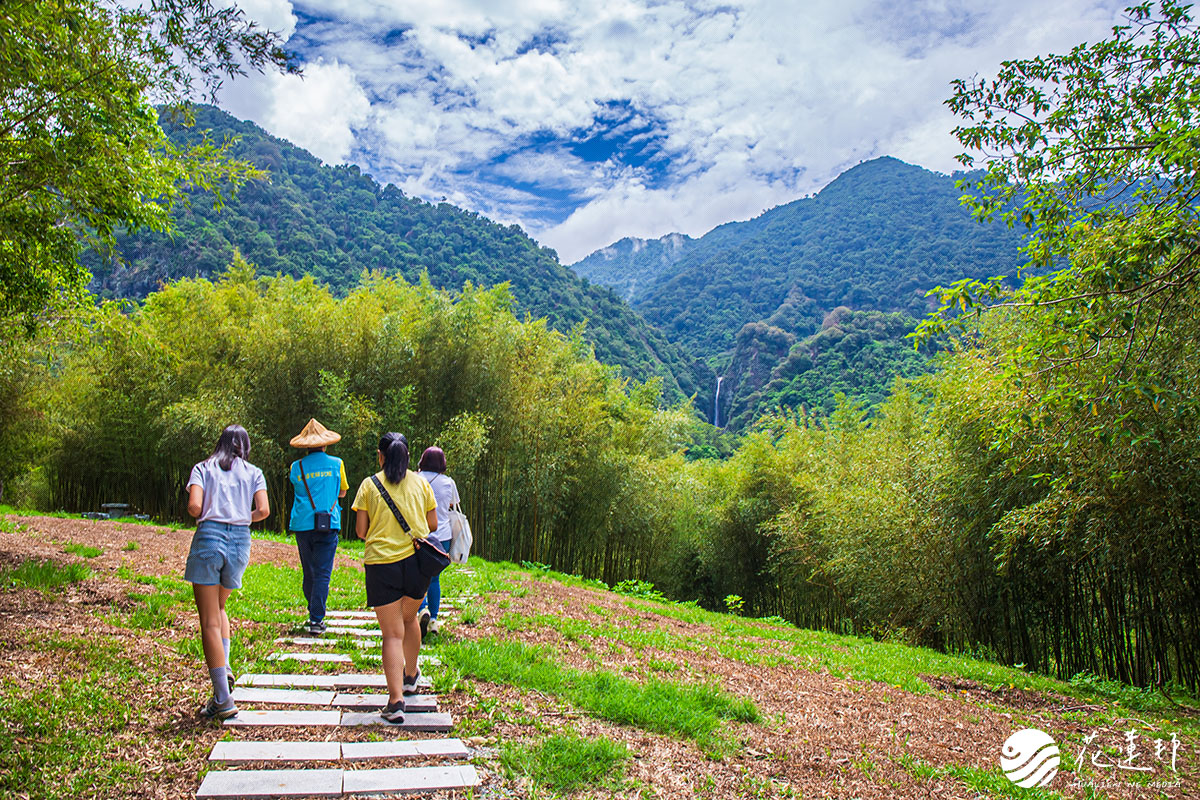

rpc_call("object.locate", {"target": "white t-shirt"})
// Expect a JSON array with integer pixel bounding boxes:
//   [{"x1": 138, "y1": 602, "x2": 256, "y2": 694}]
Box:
[
  {"x1": 187, "y1": 457, "x2": 267, "y2": 525},
  {"x1": 418, "y1": 470, "x2": 460, "y2": 543}
]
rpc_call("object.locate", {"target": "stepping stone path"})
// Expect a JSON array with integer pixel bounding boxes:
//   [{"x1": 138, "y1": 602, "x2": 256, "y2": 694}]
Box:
[{"x1": 196, "y1": 607, "x2": 478, "y2": 798}]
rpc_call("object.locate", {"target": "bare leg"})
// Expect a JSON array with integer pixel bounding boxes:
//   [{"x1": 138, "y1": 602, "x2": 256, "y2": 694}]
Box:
[
  {"x1": 374, "y1": 596, "x2": 425, "y2": 704},
  {"x1": 194, "y1": 584, "x2": 229, "y2": 670},
  {"x1": 400, "y1": 595, "x2": 422, "y2": 678},
  {"x1": 374, "y1": 600, "x2": 406, "y2": 704}
]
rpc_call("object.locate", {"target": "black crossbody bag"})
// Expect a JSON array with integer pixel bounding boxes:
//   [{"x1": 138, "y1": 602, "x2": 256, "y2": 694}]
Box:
[
  {"x1": 299, "y1": 463, "x2": 337, "y2": 532},
  {"x1": 370, "y1": 474, "x2": 451, "y2": 578}
]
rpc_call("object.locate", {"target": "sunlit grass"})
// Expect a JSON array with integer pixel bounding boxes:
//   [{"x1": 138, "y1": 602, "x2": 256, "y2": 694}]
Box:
[
  {"x1": 501, "y1": 733, "x2": 630, "y2": 794},
  {"x1": 441, "y1": 637, "x2": 758, "y2": 757},
  {"x1": 1, "y1": 558, "x2": 92, "y2": 589}
]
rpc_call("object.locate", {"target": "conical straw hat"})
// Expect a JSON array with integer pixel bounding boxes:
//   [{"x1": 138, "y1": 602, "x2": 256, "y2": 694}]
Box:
[{"x1": 289, "y1": 418, "x2": 341, "y2": 448}]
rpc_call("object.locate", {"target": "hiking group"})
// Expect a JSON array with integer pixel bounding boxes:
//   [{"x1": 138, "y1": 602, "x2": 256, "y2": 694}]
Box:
[{"x1": 181, "y1": 419, "x2": 468, "y2": 723}]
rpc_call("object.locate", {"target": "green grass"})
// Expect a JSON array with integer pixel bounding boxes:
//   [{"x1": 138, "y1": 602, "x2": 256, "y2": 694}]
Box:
[
  {"x1": 501, "y1": 733, "x2": 630, "y2": 794},
  {"x1": 440, "y1": 638, "x2": 758, "y2": 757},
  {"x1": 63, "y1": 542, "x2": 103, "y2": 558},
  {"x1": 893, "y1": 752, "x2": 1065, "y2": 799},
  {"x1": 122, "y1": 540, "x2": 139, "y2": 552},
  {"x1": 0, "y1": 635, "x2": 160, "y2": 799},
  {"x1": 227, "y1": 562, "x2": 366, "y2": 623},
  {"x1": 0, "y1": 504, "x2": 181, "y2": 528},
  {"x1": 1, "y1": 557, "x2": 92, "y2": 589}
]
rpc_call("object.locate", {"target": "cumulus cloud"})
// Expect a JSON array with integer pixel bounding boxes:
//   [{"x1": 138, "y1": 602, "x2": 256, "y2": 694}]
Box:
[{"x1": 220, "y1": 0, "x2": 1128, "y2": 261}]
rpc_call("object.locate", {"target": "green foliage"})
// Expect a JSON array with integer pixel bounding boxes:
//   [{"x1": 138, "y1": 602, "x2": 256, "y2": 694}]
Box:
[
  {"x1": 1, "y1": 558, "x2": 92, "y2": 590},
  {"x1": 87, "y1": 105, "x2": 705, "y2": 402},
  {"x1": 724, "y1": 308, "x2": 935, "y2": 429},
  {"x1": 925, "y1": 0, "x2": 1200, "y2": 445},
  {"x1": 611, "y1": 579, "x2": 667, "y2": 601},
  {"x1": 40, "y1": 268, "x2": 695, "y2": 588},
  {"x1": 0, "y1": 1, "x2": 293, "y2": 332},
  {"x1": 500, "y1": 733, "x2": 630, "y2": 794}
]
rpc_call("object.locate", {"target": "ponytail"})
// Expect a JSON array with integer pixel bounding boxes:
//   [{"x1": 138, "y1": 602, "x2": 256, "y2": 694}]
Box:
[
  {"x1": 378, "y1": 432, "x2": 409, "y2": 484},
  {"x1": 212, "y1": 425, "x2": 251, "y2": 471}
]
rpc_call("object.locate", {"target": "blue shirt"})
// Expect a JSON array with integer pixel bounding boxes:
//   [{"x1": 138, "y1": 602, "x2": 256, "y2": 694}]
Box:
[{"x1": 288, "y1": 452, "x2": 348, "y2": 532}]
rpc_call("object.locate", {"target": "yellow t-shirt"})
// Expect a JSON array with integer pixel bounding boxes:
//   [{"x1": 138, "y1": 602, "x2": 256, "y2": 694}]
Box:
[{"x1": 352, "y1": 470, "x2": 437, "y2": 565}]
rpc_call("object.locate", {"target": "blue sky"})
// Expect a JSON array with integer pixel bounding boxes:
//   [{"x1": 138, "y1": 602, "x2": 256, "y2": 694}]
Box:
[{"x1": 221, "y1": 0, "x2": 1126, "y2": 264}]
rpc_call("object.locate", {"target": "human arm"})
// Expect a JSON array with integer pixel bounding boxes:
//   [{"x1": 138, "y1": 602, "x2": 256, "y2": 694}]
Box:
[
  {"x1": 426, "y1": 508, "x2": 438, "y2": 532},
  {"x1": 339, "y1": 461, "x2": 348, "y2": 499},
  {"x1": 356, "y1": 508, "x2": 369, "y2": 540},
  {"x1": 251, "y1": 489, "x2": 270, "y2": 523},
  {"x1": 186, "y1": 485, "x2": 204, "y2": 519}
]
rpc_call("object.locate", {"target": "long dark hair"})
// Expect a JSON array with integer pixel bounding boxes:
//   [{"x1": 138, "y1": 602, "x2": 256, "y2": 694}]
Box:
[
  {"x1": 379, "y1": 432, "x2": 409, "y2": 484},
  {"x1": 212, "y1": 425, "x2": 251, "y2": 471}
]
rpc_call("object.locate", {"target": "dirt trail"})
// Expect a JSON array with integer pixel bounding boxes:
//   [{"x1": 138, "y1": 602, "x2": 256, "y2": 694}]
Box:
[{"x1": 1, "y1": 515, "x2": 1195, "y2": 799}]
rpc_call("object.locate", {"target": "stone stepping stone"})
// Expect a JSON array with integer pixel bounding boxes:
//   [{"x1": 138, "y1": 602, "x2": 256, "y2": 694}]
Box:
[
  {"x1": 333, "y1": 693, "x2": 437, "y2": 712},
  {"x1": 323, "y1": 619, "x2": 376, "y2": 628},
  {"x1": 320, "y1": 628, "x2": 380, "y2": 638},
  {"x1": 342, "y1": 765, "x2": 479, "y2": 794},
  {"x1": 196, "y1": 767, "x2": 342, "y2": 798},
  {"x1": 237, "y1": 673, "x2": 431, "y2": 691},
  {"x1": 276, "y1": 637, "x2": 377, "y2": 648},
  {"x1": 232, "y1": 687, "x2": 337, "y2": 706},
  {"x1": 341, "y1": 739, "x2": 469, "y2": 761},
  {"x1": 224, "y1": 710, "x2": 343, "y2": 727},
  {"x1": 356, "y1": 654, "x2": 441, "y2": 666},
  {"x1": 268, "y1": 652, "x2": 353, "y2": 663},
  {"x1": 208, "y1": 739, "x2": 470, "y2": 763},
  {"x1": 209, "y1": 740, "x2": 342, "y2": 763},
  {"x1": 340, "y1": 711, "x2": 453, "y2": 731},
  {"x1": 324, "y1": 610, "x2": 375, "y2": 618}
]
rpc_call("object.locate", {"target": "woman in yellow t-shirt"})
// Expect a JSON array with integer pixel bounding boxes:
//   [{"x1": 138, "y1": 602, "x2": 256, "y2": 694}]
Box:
[{"x1": 351, "y1": 432, "x2": 437, "y2": 723}]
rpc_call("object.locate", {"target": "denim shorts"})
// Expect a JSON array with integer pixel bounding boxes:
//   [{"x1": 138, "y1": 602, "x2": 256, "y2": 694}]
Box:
[{"x1": 184, "y1": 521, "x2": 251, "y2": 589}]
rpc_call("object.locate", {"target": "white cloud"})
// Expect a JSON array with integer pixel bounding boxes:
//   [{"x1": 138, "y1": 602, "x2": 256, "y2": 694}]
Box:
[
  {"x1": 223, "y1": 58, "x2": 370, "y2": 164},
  {"x1": 220, "y1": 0, "x2": 1129, "y2": 261},
  {"x1": 233, "y1": 0, "x2": 297, "y2": 40}
]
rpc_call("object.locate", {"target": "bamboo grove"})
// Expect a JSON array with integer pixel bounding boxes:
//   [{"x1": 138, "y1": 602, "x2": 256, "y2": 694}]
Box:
[{"x1": 2, "y1": 256, "x2": 1197, "y2": 691}]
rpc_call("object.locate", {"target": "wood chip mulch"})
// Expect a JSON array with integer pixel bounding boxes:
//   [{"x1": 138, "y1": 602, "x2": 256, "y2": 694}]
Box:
[{"x1": 1, "y1": 515, "x2": 1196, "y2": 799}]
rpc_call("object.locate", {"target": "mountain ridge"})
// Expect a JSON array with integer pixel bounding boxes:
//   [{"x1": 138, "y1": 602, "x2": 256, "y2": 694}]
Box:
[{"x1": 86, "y1": 106, "x2": 710, "y2": 403}]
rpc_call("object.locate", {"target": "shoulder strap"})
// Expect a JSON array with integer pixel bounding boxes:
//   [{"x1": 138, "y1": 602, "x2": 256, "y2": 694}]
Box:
[
  {"x1": 298, "y1": 460, "x2": 317, "y2": 510},
  {"x1": 370, "y1": 474, "x2": 412, "y2": 536}
]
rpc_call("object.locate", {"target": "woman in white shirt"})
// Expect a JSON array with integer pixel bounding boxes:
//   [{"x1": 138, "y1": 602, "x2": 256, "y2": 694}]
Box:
[
  {"x1": 416, "y1": 446, "x2": 460, "y2": 635},
  {"x1": 184, "y1": 424, "x2": 270, "y2": 720}
]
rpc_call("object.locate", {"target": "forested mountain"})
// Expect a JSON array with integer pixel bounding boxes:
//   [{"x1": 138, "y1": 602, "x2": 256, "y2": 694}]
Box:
[
  {"x1": 570, "y1": 233, "x2": 694, "y2": 302},
  {"x1": 573, "y1": 157, "x2": 1028, "y2": 424},
  {"x1": 574, "y1": 157, "x2": 1027, "y2": 359},
  {"x1": 720, "y1": 309, "x2": 933, "y2": 429},
  {"x1": 86, "y1": 106, "x2": 708, "y2": 401}
]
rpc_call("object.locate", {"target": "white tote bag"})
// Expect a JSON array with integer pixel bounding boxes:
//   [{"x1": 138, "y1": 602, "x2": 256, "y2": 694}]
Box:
[{"x1": 448, "y1": 506, "x2": 473, "y2": 564}]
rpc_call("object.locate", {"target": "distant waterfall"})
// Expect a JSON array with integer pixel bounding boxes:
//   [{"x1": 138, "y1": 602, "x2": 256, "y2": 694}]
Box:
[{"x1": 713, "y1": 376, "x2": 724, "y2": 428}]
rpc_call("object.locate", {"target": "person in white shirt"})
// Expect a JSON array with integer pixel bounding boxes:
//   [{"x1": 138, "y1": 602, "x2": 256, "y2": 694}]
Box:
[{"x1": 416, "y1": 446, "x2": 460, "y2": 636}]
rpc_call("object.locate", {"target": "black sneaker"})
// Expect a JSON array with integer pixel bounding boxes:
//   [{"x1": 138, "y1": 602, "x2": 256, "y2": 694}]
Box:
[
  {"x1": 418, "y1": 609, "x2": 431, "y2": 638},
  {"x1": 380, "y1": 698, "x2": 405, "y2": 723},
  {"x1": 226, "y1": 669, "x2": 235, "y2": 692},
  {"x1": 199, "y1": 698, "x2": 238, "y2": 721},
  {"x1": 304, "y1": 620, "x2": 326, "y2": 635},
  {"x1": 402, "y1": 668, "x2": 421, "y2": 695}
]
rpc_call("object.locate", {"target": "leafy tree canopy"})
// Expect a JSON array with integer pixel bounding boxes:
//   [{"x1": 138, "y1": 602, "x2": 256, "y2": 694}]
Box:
[
  {"x1": 924, "y1": 0, "x2": 1200, "y2": 447},
  {"x1": 0, "y1": 0, "x2": 294, "y2": 332}
]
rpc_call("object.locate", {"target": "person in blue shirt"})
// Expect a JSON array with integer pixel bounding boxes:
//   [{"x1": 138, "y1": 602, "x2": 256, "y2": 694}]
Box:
[{"x1": 288, "y1": 418, "x2": 348, "y2": 634}]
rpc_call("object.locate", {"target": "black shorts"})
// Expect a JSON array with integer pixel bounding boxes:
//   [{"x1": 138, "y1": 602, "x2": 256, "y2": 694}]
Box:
[{"x1": 364, "y1": 555, "x2": 431, "y2": 607}]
